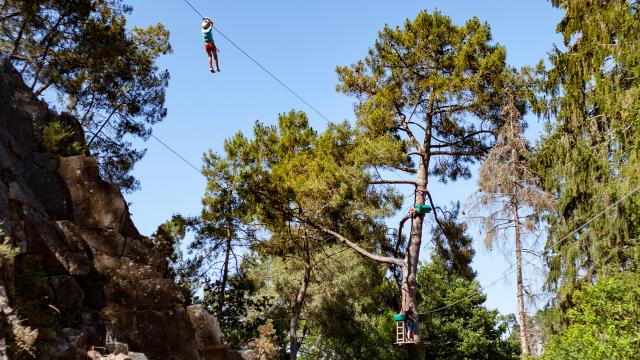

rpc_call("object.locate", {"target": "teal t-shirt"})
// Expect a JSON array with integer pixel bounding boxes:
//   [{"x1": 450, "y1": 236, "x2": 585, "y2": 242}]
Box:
[{"x1": 202, "y1": 27, "x2": 213, "y2": 43}]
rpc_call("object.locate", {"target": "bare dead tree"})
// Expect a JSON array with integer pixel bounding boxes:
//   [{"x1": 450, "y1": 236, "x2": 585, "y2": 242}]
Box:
[{"x1": 470, "y1": 96, "x2": 555, "y2": 357}]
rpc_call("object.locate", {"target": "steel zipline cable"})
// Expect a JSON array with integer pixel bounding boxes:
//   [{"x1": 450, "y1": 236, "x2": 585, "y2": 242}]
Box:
[
  {"x1": 181, "y1": 0, "x2": 331, "y2": 123},
  {"x1": 88, "y1": 0, "x2": 336, "y2": 182},
  {"x1": 181, "y1": 0, "x2": 204, "y2": 18},
  {"x1": 427, "y1": 182, "x2": 640, "y2": 314},
  {"x1": 128, "y1": 0, "x2": 335, "y2": 180}
]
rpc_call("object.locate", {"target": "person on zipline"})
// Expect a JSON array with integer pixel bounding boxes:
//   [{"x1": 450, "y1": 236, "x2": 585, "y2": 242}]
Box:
[{"x1": 202, "y1": 17, "x2": 220, "y2": 73}]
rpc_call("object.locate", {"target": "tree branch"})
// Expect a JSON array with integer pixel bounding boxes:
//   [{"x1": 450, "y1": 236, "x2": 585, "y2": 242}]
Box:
[
  {"x1": 369, "y1": 179, "x2": 417, "y2": 186},
  {"x1": 432, "y1": 102, "x2": 474, "y2": 115},
  {"x1": 430, "y1": 149, "x2": 486, "y2": 157},
  {"x1": 408, "y1": 121, "x2": 426, "y2": 132},
  {"x1": 430, "y1": 130, "x2": 494, "y2": 149},
  {"x1": 307, "y1": 221, "x2": 403, "y2": 266},
  {"x1": 390, "y1": 165, "x2": 417, "y2": 174},
  {"x1": 33, "y1": 80, "x2": 53, "y2": 97},
  {"x1": 394, "y1": 102, "x2": 424, "y2": 156},
  {"x1": 0, "y1": 12, "x2": 20, "y2": 24},
  {"x1": 426, "y1": 191, "x2": 447, "y2": 235},
  {"x1": 395, "y1": 211, "x2": 414, "y2": 256}
]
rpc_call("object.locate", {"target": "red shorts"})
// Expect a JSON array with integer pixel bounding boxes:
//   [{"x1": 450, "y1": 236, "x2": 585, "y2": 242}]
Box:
[{"x1": 204, "y1": 42, "x2": 217, "y2": 54}]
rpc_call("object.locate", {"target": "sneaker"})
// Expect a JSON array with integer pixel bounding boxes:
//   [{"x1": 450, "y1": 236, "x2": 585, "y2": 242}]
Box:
[
  {"x1": 216, "y1": 68, "x2": 221, "y2": 72},
  {"x1": 209, "y1": 68, "x2": 215, "y2": 73}
]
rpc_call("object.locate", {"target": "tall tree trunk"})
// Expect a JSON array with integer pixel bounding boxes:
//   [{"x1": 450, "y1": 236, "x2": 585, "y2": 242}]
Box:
[
  {"x1": 511, "y1": 144, "x2": 530, "y2": 356},
  {"x1": 290, "y1": 237, "x2": 311, "y2": 360},
  {"x1": 401, "y1": 160, "x2": 427, "y2": 344},
  {"x1": 216, "y1": 227, "x2": 233, "y2": 317},
  {"x1": 513, "y1": 202, "x2": 530, "y2": 356}
]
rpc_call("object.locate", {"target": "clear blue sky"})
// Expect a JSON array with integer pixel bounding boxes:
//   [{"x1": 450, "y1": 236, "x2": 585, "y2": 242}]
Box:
[{"x1": 123, "y1": 0, "x2": 563, "y2": 316}]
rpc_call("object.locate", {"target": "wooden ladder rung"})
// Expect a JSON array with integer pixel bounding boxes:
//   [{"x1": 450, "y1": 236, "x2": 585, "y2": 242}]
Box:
[{"x1": 396, "y1": 321, "x2": 406, "y2": 343}]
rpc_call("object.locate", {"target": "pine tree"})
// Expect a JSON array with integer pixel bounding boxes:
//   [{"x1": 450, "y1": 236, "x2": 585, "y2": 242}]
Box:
[
  {"x1": 0, "y1": 0, "x2": 171, "y2": 191},
  {"x1": 195, "y1": 152, "x2": 257, "y2": 317},
  {"x1": 335, "y1": 9, "x2": 507, "y2": 336},
  {"x1": 201, "y1": 11, "x2": 509, "y2": 353},
  {"x1": 204, "y1": 110, "x2": 400, "y2": 358}
]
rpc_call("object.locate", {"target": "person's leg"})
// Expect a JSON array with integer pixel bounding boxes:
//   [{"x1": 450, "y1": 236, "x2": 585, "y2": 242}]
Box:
[
  {"x1": 205, "y1": 44, "x2": 214, "y2": 72},
  {"x1": 407, "y1": 322, "x2": 415, "y2": 341},
  {"x1": 212, "y1": 43, "x2": 220, "y2": 71},
  {"x1": 207, "y1": 51, "x2": 214, "y2": 71}
]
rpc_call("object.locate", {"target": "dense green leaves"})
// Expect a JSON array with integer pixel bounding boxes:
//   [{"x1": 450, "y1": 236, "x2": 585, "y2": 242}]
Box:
[
  {"x1": 336, "y1": 9, "x2": 510, "y2": 318},
  {"x1": 542, "y1": 269, "x2": 640, "y2": 360},
  {"x1": 536, "y1": 0, "x2": 640, "y2": 293},
  {"x1": 184, "y1": 10, "x2": 518, "y2": 358},
  {"x1": 209, "y1": 270, "x2": 285, "y2": 350},
  {"x1": 152, "y1": 215, "x2": 200, "y2": 302},
  {"x1": 213, "y1": 110, "x2": 398, "y2": 254},
  {"x1": 337, "y1": 10, "x2": 507, "y2": 179},
  {"x1": 418, "y1": 263, "x2": 519, "y2": 360},
  {"x1": 0, "y1": 0, "x2": 171, "y2": 191},
  {"x1": 246, "y1": 250, "x2": 403, "y2": 360},
  {"x1": 187, "y1": 104, "x2": 522, "y2": 358}
]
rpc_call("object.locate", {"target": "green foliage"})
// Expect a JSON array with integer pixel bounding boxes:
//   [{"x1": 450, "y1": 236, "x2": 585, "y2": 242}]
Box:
[
  {"x1": 335, "y1": 10, "x2": 510, "y2": 322},
  {"x1": 534, "y1": 0, "x2": 640, "y2": 300},
  {"x1": 337, "y1": 9, "x2": 508, "y2": 182},
  {"x1": 194, "y1": 11, "x2": 513, "y2": 358},
  {"x1": 190, "y1": 150, "x2": 259, "y2": 316},
  {"x1": 305, "y1": 309, "x2": 406, "y2": 360},
  {"x1": 0, "y1": 0, "x2": 172, "y2": 191},
  {"x1": 207, "y1": 110, "x2": 398, "y2": 262},
  {"x1": 152, "y1": 215, "x2": 200, "y2": 303},
  {"x1": 41, "y1": 120, "x2": 85, "y2": 156},
  {"x1": 244, "y1": 250, "x2": 405, "y2": 360},
  {"x1": 542, "y1": 269, "x2": 640, "y2": 360},
  {"x1": 418, "y1": 262, "x2": 520, "y2": 360},
  {"x1": 431, "y1": 202, "x2": 476, "y2": 281},
  {"x1": 301, "y1": 253, "x2": 401, "y2": 360},
  {"x1": 196, "y1": 111, "x2": 402, "y2": 358},
  {"x1": 206, "y1": 269, "x2": 285, "y2": 350}
]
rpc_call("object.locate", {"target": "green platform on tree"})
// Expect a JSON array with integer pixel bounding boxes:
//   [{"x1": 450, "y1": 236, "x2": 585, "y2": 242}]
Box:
[{"x1": 414, "y1": 204, "x2": 432, "y2": 215}]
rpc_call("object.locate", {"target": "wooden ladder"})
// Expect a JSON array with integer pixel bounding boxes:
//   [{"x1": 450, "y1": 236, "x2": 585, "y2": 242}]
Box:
[{"x1": 396, "y1": 321, "x2": 406, "y2": 344}]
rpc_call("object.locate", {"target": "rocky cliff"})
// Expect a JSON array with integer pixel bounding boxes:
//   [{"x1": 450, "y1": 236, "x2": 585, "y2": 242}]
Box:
[{"x1": 0, "y1": 59, "x2": 217, "y2": 359}]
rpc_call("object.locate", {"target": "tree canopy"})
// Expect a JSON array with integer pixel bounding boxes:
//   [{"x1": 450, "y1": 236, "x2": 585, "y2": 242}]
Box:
[
  {"x1": 0, "y1": 0, "x2": 171, "y2": 190},
  {"x1": 418, "y1": 262, "x2": 520, "y2": 360},
  {"x1": 542, "y1": 268, "x2": 640, "y2": 360}
]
